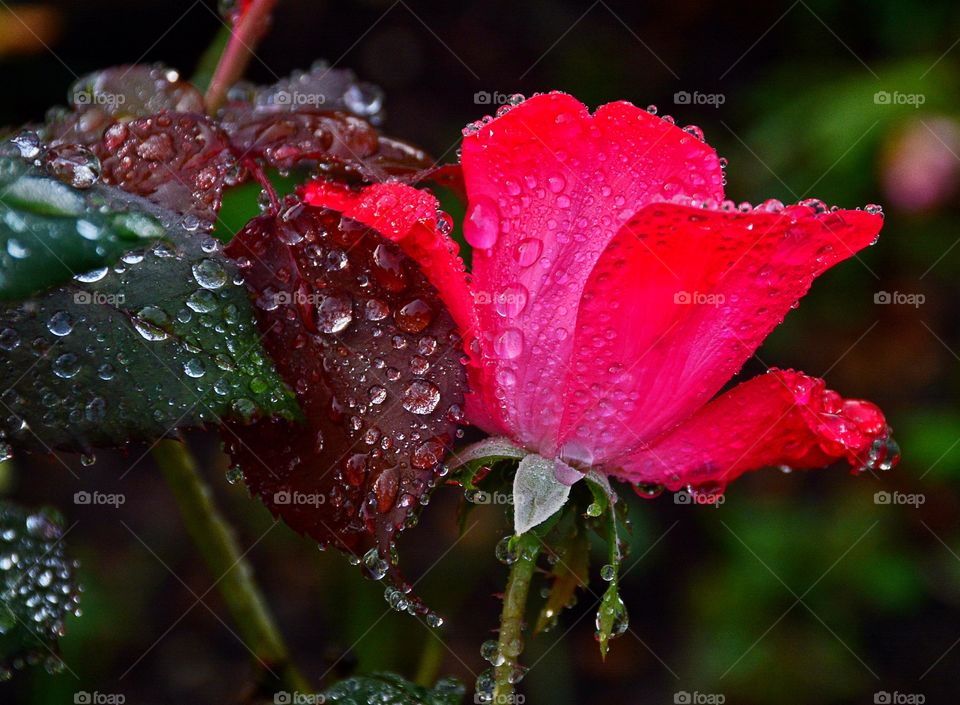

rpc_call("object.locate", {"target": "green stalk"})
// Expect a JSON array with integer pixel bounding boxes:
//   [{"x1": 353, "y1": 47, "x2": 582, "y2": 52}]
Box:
[
  {"x1": 152, "y1": 439, "x2": 310, "y2": 693},
  {"x1": 492, "y1": 535, "x2": 540, "y2": 701},
  {"x1": 413, "y1": 632, "x2": 444, "y2": 688}
]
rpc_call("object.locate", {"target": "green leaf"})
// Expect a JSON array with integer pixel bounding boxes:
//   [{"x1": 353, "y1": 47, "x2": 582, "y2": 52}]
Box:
[
  {"x1": 595, "y1": 580, "x2": 628, "y2": 660},
  {"x1": 513, "y1": 454, "x2": 573, "y2": 535},
  {"x1": 0, "y1": 214, "x2": 299, "y2": 453},
  {"x1": 449, "y1": 436, "x2": 527, "y2": 491},
  {"x1": 0, "y1": 501, "x2": 80, "y2": 679},
  {"x1": 595, "y1": 498, "x2": 628, "y2": 659},
  {"x1": 0, "y1": 154, "x2": 167, "y2": 301},
  {"x1": 320, "y1": 672, "x2": 464, "y2": 704}
]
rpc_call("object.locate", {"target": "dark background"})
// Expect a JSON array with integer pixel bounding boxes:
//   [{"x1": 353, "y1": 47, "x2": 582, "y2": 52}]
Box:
[{"x1": 1, "y1": 0, "x2": 960, "y2": 703}]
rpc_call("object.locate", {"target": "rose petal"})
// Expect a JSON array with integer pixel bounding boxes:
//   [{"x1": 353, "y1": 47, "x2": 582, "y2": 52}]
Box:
[
  {"x1": 557, "y1": 202, "x2": 883, "y2": 461},
  {"x1": 301, "y1": 180, "x2": 501, "y2": 432},
  {"x1": 614, "y1": 368, "x2": 898, "y2": 490},
  {"x1": 461, "y1": 92, "x2": 725, "y2": 452}
]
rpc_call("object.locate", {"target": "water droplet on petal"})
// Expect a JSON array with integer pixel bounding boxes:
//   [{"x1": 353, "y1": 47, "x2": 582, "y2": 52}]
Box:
[
  {"x1": 465, "y1": 196, "x2": 499, "y2": 249},
  {"x1": 493, "y1": 328, "x2": 523, "y2": 360}
]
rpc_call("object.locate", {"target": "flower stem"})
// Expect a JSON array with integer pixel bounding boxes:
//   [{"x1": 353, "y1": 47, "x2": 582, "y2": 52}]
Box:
[
  {"x1": 492, "y1": 535, "x2": 540, "y2": 701},
  {"x1": 204, "y1": 0, "x2": 279, "y2": 114},
  {"x1": 152, "y1": 439, "x2": 310, "y2": 693},
  {"x1": 413, "y1": 632, "x2": 444, "y2": 688}
]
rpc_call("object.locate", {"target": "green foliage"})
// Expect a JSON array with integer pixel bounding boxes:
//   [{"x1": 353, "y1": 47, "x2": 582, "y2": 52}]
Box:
[
  {"x1": 0, "y1": 210, "x2": 298, "y2": 453},
  {"x1": 321, "y1": 673, "x2": 464, "y2": 704},
  {"x1": 0, "y1": 154, "x2": 166, "y2": 301},
  {"x1": 0, "y1": 501, "x2": 79, "y2": 679}
]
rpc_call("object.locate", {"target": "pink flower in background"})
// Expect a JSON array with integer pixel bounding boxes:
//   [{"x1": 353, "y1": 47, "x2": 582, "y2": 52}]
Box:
[
  {"x1": 882, "y1": 117, "x2": 960, "y2": 213},
  {"x1": 306, "y1": 92, "x2": 899, "y2": 496}
]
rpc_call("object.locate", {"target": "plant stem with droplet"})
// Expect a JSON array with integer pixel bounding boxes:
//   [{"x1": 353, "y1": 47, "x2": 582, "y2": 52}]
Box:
[
  {"x1": 204, "y1": 0, "x2": 279, "y2": 114},
  {"x1": 153, "y1": 439, "x2": 310, "y2": 693},
  {"x1": 492, "y1": 534, "x2": 540, "y2": 701}
]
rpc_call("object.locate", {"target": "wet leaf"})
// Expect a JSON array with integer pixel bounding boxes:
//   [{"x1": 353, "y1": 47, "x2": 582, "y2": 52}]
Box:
[
  {"x1": 513, "y1": 454, "x2": 576, "y2": 535},
  {"x1": 450, "y1": 436, "x2": 526, "y2": 468},
  {"x1": 43, "y1": 65, "x2": 205, "y2": 146},
  {"x1": 219, "y1": 63, "x2": 432, "y2": 180},
  {"x1": 320, "y1": 672, "x2": 464, "y2": 704},
  {"x1": 0, "y1": 501, "x2": 80, "y2": 679},
  {"x1": 448, "y1": 436, "x2": 526, "y2": 492},
  {"x1": 0, "y1": 219, "x2": 298, "y2": 454},
  {"x1": 595, "y1": 580, "x2": 628, "y2": 660},
  {"x1": 218, "y1": 107, "x2": 380, "y2": 172},
  {"x1": 595, "y1": 498, "x2": 628, "y2": 658},
  {"x1": 0, "y1": 152, "x2": 167, "y2": 301},
  {"x1": 222, "y1": 199, "x2": 466, "y2": 564},
  {"x1": 232, "y1": 62, "x2": 386, "y2": 124},
  {"x1": 584, "y1": 470, "x2": 616, "y2": 517},
  {"x1": 93, "y1": 113, "x2": 235, "y2": 230}
]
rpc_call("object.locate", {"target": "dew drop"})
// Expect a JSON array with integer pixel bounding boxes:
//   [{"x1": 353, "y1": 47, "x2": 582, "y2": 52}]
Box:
[
  {"x1": 316, "y1": 294, "x2": 353, "y2": 333},
  {"x1": 493, "y1": 328, "x2": 523, "y2": 360},
  {"x1": 402, "y1": 380, "x2": 440, "y2": 415},
  {"x1": 191, "y1": 258, "x2": 228, "y2": 290},
  {"x1": 46, "y1": 311, "x2": 74, "y2": 337},
  {"x1": 514, "y1": 238, "x2": 543, "y2": 267},
  {"x1": 43, "y1": 145, "x2": 100, "y2": 189},
  {"x1": 465, "y1": 196, "x2": 499, "y2": 249}
]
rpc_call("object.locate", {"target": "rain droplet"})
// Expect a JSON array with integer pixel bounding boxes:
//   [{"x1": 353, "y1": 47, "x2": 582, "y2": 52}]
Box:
[
  {"x1": 46, "y1": 311, "x2": 74, "y2": 337},
  {"x1": 191, "y1": 258, "x2": 228, "y2": 290},
  {"x1": 493, "y1": 328, "x2": 523, "y2": 360},
  {"x1": 316, "y1": 294, "x2": 353, "y2": 333},
  {"x1": 402, "y1": 381, "x2": 440, "y2": 415},
  {"x1": 465, "y1": 196, "x2": 499, "y2": 249},
  {"x1": 43, "y1": 145, "x2": 100, "y2": 189}
]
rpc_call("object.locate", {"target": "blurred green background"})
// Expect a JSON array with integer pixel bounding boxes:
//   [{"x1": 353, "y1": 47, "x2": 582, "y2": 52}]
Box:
[{"x1": 2, "y1": 0, "x2": 960, "y2": 703}]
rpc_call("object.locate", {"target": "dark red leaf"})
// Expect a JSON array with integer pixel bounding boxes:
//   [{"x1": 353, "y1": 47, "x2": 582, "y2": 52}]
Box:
[
  {"x1": 218, "y1": 63, "x2": 433, "y2": 180},
  {"x1": 235, "y1": 63, "x2": 386, "y2": 124},
  {"x1": 93, "y1": 113, "x2": 235, "y2": 229},
  {"x1": 44, "y1": 65, "x2": 205, "y2": 146},
  {"x1": 218, "y1": 107, "x2": 380, "y2": 171},
  {"x1": 221, "y1": 199, "x2": 466, "y2": 571}
]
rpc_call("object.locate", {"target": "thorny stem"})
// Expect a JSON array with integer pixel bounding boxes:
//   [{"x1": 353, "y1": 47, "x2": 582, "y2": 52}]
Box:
[
  {"x1": 152, "y1": 439, "x2": 311, "y2": 694},
  {"x1": 204, "y1": 0, "x2": 279, "y2": 114},
  {"x1": 492, "y1": 534, "x2": 540, "y2": 701}
]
